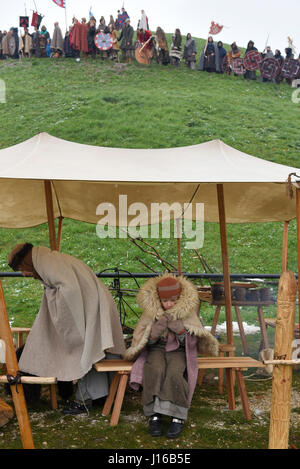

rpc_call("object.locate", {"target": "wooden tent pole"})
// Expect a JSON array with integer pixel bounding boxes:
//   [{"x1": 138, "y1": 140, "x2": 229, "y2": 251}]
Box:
[
  {"x1": 176, "y1": 218, "x2": 182, "y2": 276},
  {"x1": 217, "y1": 184, "x2": 235, "y2": 411},
  {"x1": 217, "y1": 184, "x2": 234, "y2": 346},
  {"x1": 0, "y1": 281, "x2": 34, "y2": 449},
  {"x1": 268, "y1": 270, "x2": 297, "y2": 449},
  {"x1": 282, "y1": 221, "x2": 289, "y2": 273},
  {"x1": 296, "y1": 188, "x2": 300, "y2": 328},
  {"x1": 56, "y1": 216, "x2": 64, "y2": 252},
  {"x1": 44, "y1": 180, "x2": 57, "y2": 251}
]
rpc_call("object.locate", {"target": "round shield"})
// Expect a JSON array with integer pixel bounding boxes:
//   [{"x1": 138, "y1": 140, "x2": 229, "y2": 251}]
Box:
[
  {"x1": 231, "y1": 57, "x2": 246, "y2": 75},
  {"x1": 281, "y1": 58, "x2": 300, "y2": 79},
  {"x1": 259, "y1": 57, "x2": 282, "y2": 80},
  {"x1": 243, "y1": 50, "x2": 262, "y2": 71},
  {"x1": 94, "y1": 33, "x2": 113, "y2": 51},
  {"x1": 222, "y1": 54, "x2": 229, "y2": 72}
]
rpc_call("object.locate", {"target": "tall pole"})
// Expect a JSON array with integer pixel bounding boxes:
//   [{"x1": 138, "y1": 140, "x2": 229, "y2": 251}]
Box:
[
  {"x1": 176, "y1": 218, "x2": 182, "y2": 276},
  {"x1": 217, "y1": 184, "x2": 234, "y2": 347},
  {"x1": 281, "y1": 221, "x2": 289, "y2": 273},
  {"x1": 268, "y1": 270, "x2": 297, "y2": 449},
  {"x1": 296, "y1": 187, "x2": 300, "y2": 330},
  {"x1": 44, "y1": 180, "x2": 57, "y2": 251},
  {"x1": 217, "y1": 184, "x2": 235, "y2": 411}
]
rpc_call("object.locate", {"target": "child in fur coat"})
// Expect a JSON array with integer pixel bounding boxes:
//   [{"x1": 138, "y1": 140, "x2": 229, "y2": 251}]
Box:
[{"x1": 123, "y1": 274, "x2": 219, "y2": 439}]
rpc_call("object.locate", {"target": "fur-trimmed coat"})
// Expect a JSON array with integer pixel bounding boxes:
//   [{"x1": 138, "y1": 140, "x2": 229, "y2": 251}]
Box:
[{"x1": 124, "y1": 274, "x2": 219, "y2": 361}]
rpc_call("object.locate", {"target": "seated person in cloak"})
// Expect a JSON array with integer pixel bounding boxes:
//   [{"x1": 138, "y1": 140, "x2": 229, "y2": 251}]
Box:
[
  {"x1": 8, "y1": 243, "x2": 125, "y2": 415},
  {"x1": 123, "y1": 275, "x2": 219, "y2": 439}
]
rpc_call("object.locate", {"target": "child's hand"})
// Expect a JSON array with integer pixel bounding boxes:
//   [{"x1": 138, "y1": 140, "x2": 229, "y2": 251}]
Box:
[
  {"x1": 167, "y1": 318, "x2": 185, "y2": 335},
  {"x1": 150, "y1": 314, "x2": 168, "y2": 340}
]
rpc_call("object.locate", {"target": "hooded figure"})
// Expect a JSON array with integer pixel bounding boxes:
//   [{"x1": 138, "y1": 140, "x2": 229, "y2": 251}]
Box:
[
  {"x1": 124, "y1": 274, "x2": 219, "y2": 438},
  {"x1": 8, "y1": 243, "x2": 125, "y2": 414},
  {"x1": 51, "y1": 22, "x2": 64, "y2": 56},
  {"x1": 197, "y1": 36, "x2": 221, "y2": 73}
]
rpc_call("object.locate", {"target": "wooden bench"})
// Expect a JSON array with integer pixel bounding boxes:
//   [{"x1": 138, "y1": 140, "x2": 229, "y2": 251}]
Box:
[{"x1": 94, "y1": 355, "x2": 265, "y2": 426}]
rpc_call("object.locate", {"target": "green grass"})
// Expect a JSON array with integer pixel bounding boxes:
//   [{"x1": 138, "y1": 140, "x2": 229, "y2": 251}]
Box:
[{"x1": 0, "y1": 38, "x2": 299, "y2": 329}]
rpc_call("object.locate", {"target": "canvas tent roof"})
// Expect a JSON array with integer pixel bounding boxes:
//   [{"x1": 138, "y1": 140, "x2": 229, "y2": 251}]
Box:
[{"x1": 0, "y1": 132, "x2": 298, "y2": 227}]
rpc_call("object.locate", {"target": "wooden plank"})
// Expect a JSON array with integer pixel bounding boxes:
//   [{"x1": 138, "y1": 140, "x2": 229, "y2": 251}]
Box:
[
  {"x1": 269, "y1": 271, "x2": 297, "y2": 450},
  {"x1": 110, "y1": 373, "x2": 129, "y2": 426},
  {"x1": 102, "y1": 373, "x2": 120, "y2": 417},
  {"x1": 94, "y1": 357, "x2": 264, "y2": 373},
  {"x1": 0, "y1": 376, "x2": 57, "y2": 384}
]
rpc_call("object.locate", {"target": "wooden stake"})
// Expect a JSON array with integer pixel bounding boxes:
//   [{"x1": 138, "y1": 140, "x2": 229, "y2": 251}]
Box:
[
  {"x1": 56, "y1": 216, "x2": 64, "y2": 252},
  {"x1": 217, "y1": 184, "x2": 235, "y2": 411},
  {"x1": 296, "y1": 188, "x2": 300, "y2": 328},
  {"x1": 268, "y1": 271, "x2": 297, "y2": 449},
  {"x1": 282, "y1": 221, "x2": 289, "y2": 273},
  {"x1": 0, "y1": 280, "x2": 34, "y2": 449},
  {"x1": 216, "y1": 184, "x2": 234, "y2": 347},
  {"x1": 44, "y1": 180, "x2": 57, "y2": 251}
]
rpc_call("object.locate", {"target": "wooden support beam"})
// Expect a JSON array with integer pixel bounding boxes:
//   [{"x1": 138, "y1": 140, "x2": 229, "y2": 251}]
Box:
[
  {"x1": 44, "y1": 180, "x2": 57, "y2": 251},
  {"x1": 296, "y1": 188, "x2": 300, "y2": 329},
  {"x1": 217, "y1": 184, "x2": 235, "y2": 410},
  {"x1": 268, "y1": 271, "x2": 297, "y2": 449},
  {"x1": 0, "y1": 281, "x2": 34, "y2": 449},
  {"x1": 282, "y1": 221, "x2": 289, "y2": 273},
  {"x1": 176, "y1": 218, "x2": 182, "y2": 276},
  {"x1": 217, "y1": 184, "x2": 233, "y2": 347}
]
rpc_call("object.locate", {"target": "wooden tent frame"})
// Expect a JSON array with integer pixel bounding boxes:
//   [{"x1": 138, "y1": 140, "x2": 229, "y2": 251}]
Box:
[{"x1": 0, "y1": 176, "x2": 299, "y2": 449}]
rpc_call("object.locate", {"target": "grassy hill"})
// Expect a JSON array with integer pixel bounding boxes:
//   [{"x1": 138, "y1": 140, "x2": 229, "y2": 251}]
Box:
[{"x1": 0, "y1": 34, "x2": 299, "y2": 328}]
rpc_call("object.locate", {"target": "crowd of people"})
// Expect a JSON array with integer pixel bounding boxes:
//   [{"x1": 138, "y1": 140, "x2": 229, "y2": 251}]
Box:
[{"x1": 0, "y1": 7, "x2": 300, "y2": 85}]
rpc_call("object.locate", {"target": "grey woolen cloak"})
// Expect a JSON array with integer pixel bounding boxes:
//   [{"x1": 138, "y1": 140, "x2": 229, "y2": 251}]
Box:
[{"x1": 19, "y1": 247, "x2": 125, "y2": 381}]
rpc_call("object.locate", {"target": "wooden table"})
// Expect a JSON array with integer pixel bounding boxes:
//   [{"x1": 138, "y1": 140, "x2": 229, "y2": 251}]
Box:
[{"x1": 199, "y1": 293, "x2": 275, "y2": 355}]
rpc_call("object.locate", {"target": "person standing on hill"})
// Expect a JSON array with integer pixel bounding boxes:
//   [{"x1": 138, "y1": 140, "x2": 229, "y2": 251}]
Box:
[
  {"x1": 118, "y1": 18, "x2": 134, "y2": 63},
  {"x1": 217, "y1": 41, "x2": 227, "y2": 73},
  {"x1": 8, "y1": 243, "x2": 126, "y2": 415},
  {"x1": 139, "y1": 10, "x2": 149, "y2": 30},
  {"x1": 154, "y1": 27, "x2": 169, "y2": 65},
  {"x1": 170, "y1": 29, "x2": 182, "y2": 67},
  {"x1": 197, "y1": 36, "x2": 221, "y2": 73},
  {"x1": 183, "y1": 33, "x2": 197, "y2": 70}
]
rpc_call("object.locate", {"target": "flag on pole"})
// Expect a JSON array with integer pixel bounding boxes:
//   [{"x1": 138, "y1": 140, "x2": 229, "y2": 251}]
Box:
[
  {"x1": 52, "y1": 0, "x2": 66, "y2": 7},
  {"x1": 209, "y1": 21, "x2": 223, "y2": 35}
]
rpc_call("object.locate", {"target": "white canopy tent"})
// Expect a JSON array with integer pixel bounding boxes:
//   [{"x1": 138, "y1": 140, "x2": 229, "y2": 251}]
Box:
[{"x1": 0, "y1": 132, "x2": 298, "y2": 228}]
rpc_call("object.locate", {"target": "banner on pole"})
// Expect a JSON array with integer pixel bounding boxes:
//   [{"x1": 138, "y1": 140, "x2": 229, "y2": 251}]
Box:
[
  {"x1": 209, "y1": 21, "x2": 223, "y2": 35},
  {"x1": 52, "y1": 0, "x2": 66, "y2": 8}
]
